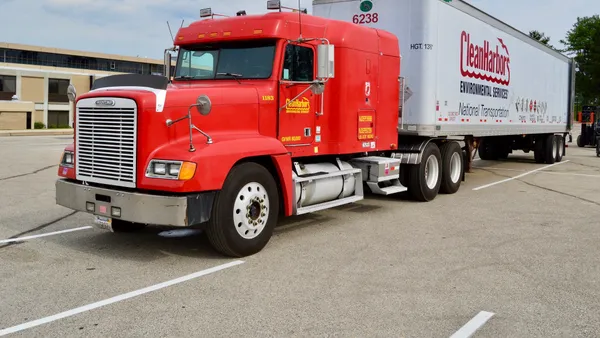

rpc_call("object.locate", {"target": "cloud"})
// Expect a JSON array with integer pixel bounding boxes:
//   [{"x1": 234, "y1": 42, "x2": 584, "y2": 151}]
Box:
[{"x1": 1, "y1": 0, "x2": 598, "y2": 59}]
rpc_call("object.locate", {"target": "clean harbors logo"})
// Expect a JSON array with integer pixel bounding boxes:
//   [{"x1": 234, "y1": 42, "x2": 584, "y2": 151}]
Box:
[{"x1": 460, "y1": 31, "x2": 511, "y2": 86}]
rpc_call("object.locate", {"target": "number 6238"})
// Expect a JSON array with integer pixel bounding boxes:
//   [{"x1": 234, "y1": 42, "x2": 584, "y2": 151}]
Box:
[{"x1": 352, "y1": 13, "x2": 379, "y2": 24}]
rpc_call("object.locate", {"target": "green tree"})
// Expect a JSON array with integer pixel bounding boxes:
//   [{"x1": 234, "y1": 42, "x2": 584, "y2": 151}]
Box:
[
  {"x1": 529, "y1": 30, "x2": 553, "y2": 48},
  {"x1": 560, "y1": 15, "x2": 600, "y2": 105}
]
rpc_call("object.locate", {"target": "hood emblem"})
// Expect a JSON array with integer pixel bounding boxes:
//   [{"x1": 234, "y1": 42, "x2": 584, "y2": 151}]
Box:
[{"x1": 95, "y1": 99, "x2": 116, "y2": 106}]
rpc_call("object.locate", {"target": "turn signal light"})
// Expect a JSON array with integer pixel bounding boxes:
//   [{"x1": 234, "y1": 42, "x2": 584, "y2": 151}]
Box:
[{"x1": 178, "y1": 162, "x2": 197, "y2": 181}]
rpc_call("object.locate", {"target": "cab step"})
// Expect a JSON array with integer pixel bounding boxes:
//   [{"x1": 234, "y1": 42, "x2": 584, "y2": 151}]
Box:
[{"x1": 366, "y1": 179, "x2": 408, "y2": 195}]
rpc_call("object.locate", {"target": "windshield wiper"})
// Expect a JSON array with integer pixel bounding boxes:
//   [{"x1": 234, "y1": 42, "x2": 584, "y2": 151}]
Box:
[
  {"x1": 217, "y1": 72, "x2": 243, "y2": 84},
  {"x1": 174, "y1": 75, "x2": 195, "y2": 80}
]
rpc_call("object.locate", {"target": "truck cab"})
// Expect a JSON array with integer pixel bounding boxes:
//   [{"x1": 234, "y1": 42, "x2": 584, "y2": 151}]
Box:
[{"x1": 55, "y1": 3, "x2": 401, "y2": 257}]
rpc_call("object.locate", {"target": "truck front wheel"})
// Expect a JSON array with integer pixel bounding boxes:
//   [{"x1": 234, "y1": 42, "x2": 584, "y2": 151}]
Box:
[{"x1": 206, "y1": 162, "x2": 279, "y2": 257}]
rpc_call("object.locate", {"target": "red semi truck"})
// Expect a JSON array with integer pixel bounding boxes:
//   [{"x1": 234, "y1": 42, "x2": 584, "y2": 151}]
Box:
[{"x1": 55, "y1": 0, "x2": 575, "y2": 257}]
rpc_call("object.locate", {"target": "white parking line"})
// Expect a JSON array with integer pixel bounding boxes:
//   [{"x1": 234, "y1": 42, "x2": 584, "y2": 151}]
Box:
[
  {"x1": 0, "y1": 260, "x2": 245, "y2": 336},
  {"x1": 449, "y1": 311, "x2": 495, "y2": 338},
  {"x1": 0, "y1": 226, "x2": 93, "y2": 244},
  {"x1": 475, "y1": 166, "x2": 600, "y2": 178},
  {"x1": 472, "y1": 160, "x2": 570, "y2": 191}
]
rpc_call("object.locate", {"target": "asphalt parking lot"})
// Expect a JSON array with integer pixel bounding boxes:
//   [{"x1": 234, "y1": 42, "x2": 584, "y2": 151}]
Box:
[{"x1": 1, "y1": 133, "x2": 600, "y2": 337}]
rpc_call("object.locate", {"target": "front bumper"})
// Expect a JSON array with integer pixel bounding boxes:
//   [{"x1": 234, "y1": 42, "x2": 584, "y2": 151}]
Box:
[{"x1": 55, "y1": 179, "x2": 215, "y2": 227}]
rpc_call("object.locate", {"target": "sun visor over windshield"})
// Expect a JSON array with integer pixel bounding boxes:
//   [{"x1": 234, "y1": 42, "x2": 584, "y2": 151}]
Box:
[{"x1": 91, "y1": 74, "x2": 169, "y2": 91}]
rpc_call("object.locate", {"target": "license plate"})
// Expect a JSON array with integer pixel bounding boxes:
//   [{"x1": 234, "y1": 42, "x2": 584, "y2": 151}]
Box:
[{"x1": 94, "y1": 215, "x2": 113, "y2": 232}]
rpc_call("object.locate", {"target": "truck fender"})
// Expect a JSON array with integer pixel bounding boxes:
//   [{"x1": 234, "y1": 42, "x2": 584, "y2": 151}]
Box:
[
  {"x1": 187, "y1": 135, "x2": 291, "y2": 191},
  {"x1": 392, "y1": 137, "x2": 436, "y2": 164},
  {"x1": 270, "y1": 153, "x2": 294, "y2": 217}
]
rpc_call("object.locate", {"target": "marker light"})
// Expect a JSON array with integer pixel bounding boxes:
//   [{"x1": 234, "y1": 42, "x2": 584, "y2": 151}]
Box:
[
  {"x1": 61, "y1": 150, "x2": 74, "y2": 167},
  {"x1": 111, "y1": 207, "x2": 121, "y2": 218},
  {"x1": 200, "y1": 8, "x2": 212, "y2": 18}
]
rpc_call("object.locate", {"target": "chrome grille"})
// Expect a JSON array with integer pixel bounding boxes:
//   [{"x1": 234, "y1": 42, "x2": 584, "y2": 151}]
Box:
[{"x1": 75, "y1": 97, "x2": 137, "y2": 188}]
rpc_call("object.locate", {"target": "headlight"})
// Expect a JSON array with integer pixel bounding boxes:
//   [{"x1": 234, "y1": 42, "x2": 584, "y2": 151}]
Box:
[
  {"x1": 61, "y1": 151, "x2": 74, "y2": 167},
  {"x1": 145, "y1": 159, "x2": 196, "y2": 181}
]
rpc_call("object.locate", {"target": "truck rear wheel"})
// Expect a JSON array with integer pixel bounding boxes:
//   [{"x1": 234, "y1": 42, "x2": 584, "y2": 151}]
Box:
[
  {"x1": 439, "y1": 141, "x2": 463, "y2": 194},
  {"x1": 407, "y1": 142, "x2": 442, "y2": 202},
  {"x1": 206, "y1": 162, "x2": 279, "y2": 257}
]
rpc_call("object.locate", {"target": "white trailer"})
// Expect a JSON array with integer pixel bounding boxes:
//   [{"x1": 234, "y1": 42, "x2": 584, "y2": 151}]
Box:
[{"x1": 312, "y1": 0, "x2": 576, "y2": 166}]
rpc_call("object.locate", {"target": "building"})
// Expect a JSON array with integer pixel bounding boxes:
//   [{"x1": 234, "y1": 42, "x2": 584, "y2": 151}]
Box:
[{"x1": 0, "y1": 42, "x2": 174, "y2": 130}]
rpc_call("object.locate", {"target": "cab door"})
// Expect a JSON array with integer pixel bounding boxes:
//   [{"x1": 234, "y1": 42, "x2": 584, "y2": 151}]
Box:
[{"x1": 277, "y1": 43, "x2": 317, "y2": 146}]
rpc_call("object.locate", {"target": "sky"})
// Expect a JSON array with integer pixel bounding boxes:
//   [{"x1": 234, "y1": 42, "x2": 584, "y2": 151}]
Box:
[{"x1": 0, "y1": 0, "x2": 598, "y2": 60}]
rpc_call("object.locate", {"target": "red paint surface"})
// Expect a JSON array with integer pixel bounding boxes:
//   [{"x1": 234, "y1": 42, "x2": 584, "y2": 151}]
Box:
[{"x1": 65, "y1": 12, "x2": 402, "y2": 216}]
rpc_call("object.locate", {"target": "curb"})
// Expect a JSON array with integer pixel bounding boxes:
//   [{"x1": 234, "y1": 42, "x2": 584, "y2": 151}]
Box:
[{"x1": 0, "y1": 130, "x2": 74, "y2": 137}]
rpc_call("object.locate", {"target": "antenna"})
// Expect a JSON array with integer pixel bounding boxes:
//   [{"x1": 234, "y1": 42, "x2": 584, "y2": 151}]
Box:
[
  {"x1": 298, "y1": 0, "x2": 302, "y2": 39},
  {"x1": 166, "y1": 21, "x2": 175, "y2": 44}
]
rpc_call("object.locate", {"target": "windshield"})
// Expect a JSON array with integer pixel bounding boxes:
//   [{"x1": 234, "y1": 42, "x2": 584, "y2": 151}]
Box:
[{"x1": 174, "y1": 40, "x2": 276, "y2": 80}]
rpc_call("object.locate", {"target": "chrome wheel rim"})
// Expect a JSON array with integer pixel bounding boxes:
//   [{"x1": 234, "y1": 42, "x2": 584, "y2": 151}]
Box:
[
  {"x1": 424, "y1": 154, "x2": 440, "y2": 189},
  {"x1": 233, "y1": 182, "x2": 269, "y2": 240},
  {"x1": 449, "y1": 151, "x2": 462, "y2": 183}
]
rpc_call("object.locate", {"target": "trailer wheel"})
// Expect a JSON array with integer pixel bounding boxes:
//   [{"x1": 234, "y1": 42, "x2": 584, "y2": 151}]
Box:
[
  {"x1": 577, "y1": 135, "x2": 584, "y2": 147},
  {"x1": 555, "y1": 135, "x2": 564, "y2": 162},
  {"x1": 477, "y1": 138, "x2": 496, "y2": 160},
  {"x1": 407, "y1": 142, "x2": 442, "y2": 202},
  {"x1": 206, "y1": 162, "x2": 279, "y2": 257},
  {"x1": 544, "y1": 134, "x2": 557, "y2": 164},
  {"x1": 439, "y1": 141, "x2": 463, "y2": 194},
  {"x1": 534, "y1": 136, "x2": 545, "y2": 164}
]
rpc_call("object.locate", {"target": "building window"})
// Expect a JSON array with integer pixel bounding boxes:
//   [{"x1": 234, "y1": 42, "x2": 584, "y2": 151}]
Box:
[
  {"x1": 0, "y1": 75, "x2": 17, "y2": 100},
  {"x1": 48, "y1": 78, "x2": 70, "y2": 103},
  {"x1": 47, "y1": 110, "x2": 70, "y2": 128},
  {"x1": 0, "y1": 48, "x2": 158, "y2": 75}
]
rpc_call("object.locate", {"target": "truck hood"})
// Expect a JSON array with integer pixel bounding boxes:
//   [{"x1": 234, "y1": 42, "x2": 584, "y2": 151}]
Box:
[
  {"x1": 116, "y1": 82, "x2": 260, "y2": 165},
  {"x1": 164, "y1": 82, "x2": 260, "y2": 109}
]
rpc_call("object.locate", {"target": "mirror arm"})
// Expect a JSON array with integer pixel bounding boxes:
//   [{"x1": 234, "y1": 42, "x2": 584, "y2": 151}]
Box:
[{"x1": 165, "y1": 102, "x2": 213, "y2": 152}]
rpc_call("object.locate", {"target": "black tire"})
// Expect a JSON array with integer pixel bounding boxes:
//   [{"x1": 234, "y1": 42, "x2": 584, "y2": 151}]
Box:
[
  {"x1": 497, "y1": 147, "x2": 510, "y2": 160},
  {"x1": 111, "y1": 219, "x2": 147, "y2": 232},
  {"x1": 407, "y1": 142, "x2": 442, "y2": 202},
  {"x1": 577, "y1": 134, "x2": 584, "y2": 147},
  {"x1": 555, "y1": 135, "x2": 564, "y2": 162},
  {"x1": 544, "y1": 134, "x2": 557, "y2": 164},
  {"x1": 534, "y1": 136, "x2": 545, "y2": 164},
  {"x1": 439, "y1": 141, "x2": 463, "y2": 194},
  {"x1": 206, "y1": 162, "x2": 279, "y2": 257},
  {"x1": 477, "y1": 138, "x2": 497, "y2": 160}
]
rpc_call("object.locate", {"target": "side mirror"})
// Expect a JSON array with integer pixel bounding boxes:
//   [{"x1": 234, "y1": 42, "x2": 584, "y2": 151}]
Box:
[
  {"x1": 196, "y1": 94, "x2": 212, "y2": 116},
  {"x1": 67, "y1": 84, "x2": 77, "y2": 102},
  {"x1": 164, "y1": 49, "x2": 172, "y2": 79},
  {"x1": 317, "y1": 44, "x2": 335, "y2": 79}
]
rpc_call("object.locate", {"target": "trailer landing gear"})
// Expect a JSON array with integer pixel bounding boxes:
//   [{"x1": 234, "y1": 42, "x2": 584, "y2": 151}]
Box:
[{"x1": 463, "y1": 135, "x2": 476, "y2": 173}]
